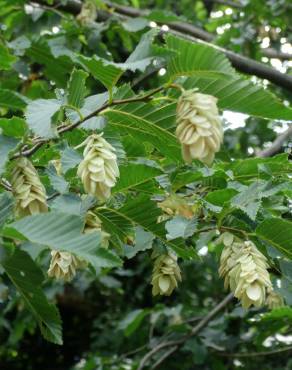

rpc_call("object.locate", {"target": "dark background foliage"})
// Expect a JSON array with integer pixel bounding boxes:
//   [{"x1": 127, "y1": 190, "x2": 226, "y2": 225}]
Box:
[{"x1": 0, "y1": 0, "x2": 292, "y2": 369}]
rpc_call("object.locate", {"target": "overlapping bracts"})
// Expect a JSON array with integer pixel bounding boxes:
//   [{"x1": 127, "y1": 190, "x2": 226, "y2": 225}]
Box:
[
  {"x1": 84, "y1": 211, "x2": 110, "y2": 248},
  {"x1": 218, "y1": 233, "x2": 273, "y2": 309},
  {"x1": 48, "y1": 251, "x2": 87, "y2": 282},
  {"x1": 176, "y1": 90, "x2": 223, "y2": 164},
  {"x1": 77, "y1": 134, "x2": 119, "y2": 201},
  {"x1": 151, "y1": 252, "x2": 181, "y2": 296},
  {"x1": 11, "y1": 157, "x2": 48, "y2": 217}
]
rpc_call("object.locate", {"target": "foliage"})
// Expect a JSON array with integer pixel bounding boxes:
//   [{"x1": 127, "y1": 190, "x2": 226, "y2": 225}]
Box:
[{"x1": 0, "y1": 0, "x2": 291, "y2": 369}]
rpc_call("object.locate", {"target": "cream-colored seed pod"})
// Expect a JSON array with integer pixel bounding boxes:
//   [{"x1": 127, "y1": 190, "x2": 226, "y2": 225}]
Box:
[
  {"x1": 158, "y1": 194, "x2": 195, "y2": 220},
  {"x1": 176, "y1": 89, "x2": 223, "y2": 164},
  {"x1": 77, "y1": 134, "x2": 119, "y2": 201},
  {"x1": 48, "y1": 251, "x2": 86, "y2": 282},
  {"x1": 218, "y1": 233, "x2": 272, "y2": 309},
  {"x1": 76, "y1": 0, "x2": 97, "y2": 26},
  {"x1": 84, "y1": 211, "x2": 110, "y2": 248},
  {"x1": 11, "y1": 157, "x2": 48, "y2": 217},
  {"x1": 266, "y1": 290, "x2": 285, "y2": 310},
  {"x1": 151, "y1": 252, "x2": 182, "y2": 296}
]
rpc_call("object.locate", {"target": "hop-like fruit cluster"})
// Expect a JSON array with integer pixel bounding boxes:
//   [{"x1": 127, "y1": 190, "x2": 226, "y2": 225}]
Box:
[
  {"x1": 158, "y1": 194, "x2": 195, "y2": 220},
  {"x1": 77, "y1": 134, "x2": 119, "y2": 201},
  {"x1": 84, "y1": 211, "x2": 110, "y2": 248},
  {"x1": 76, "y1": 0, "x2": 97, "y2": 25},
  {"x1": 151, "y1": 252, "x2": 181, "y2": 296},
  {"x1": 218, "y1": 233, "x2": 273, "y2": 309},
  {"x1": 48, "y1": 251, "x2": 87, "y2": 282},
  {"x1": 266, "y1": 290, "x2": 285, "y2": 310},
  {"x1": 11, "y1": 157, "x2": 48, "y2": 217},
  {"x1": 176, "y1": 89, "x2": 223, "y2": 164}
]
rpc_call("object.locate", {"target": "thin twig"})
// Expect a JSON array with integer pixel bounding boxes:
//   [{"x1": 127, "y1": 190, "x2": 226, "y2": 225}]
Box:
[
  {"x1": 257, "y1": 126, "x2": 292, "y2": 157},
  {"x1": 152, "y1": 346, "x2": 178, "y2": 369},
  {"x1": 0, "y1": 178, "x2": 12, "y2": 192},
  {"x1": 137, "y1": 293, "x2": 233, "y2": 370},
  {"x1": 31, "y1": 0, "x2": 292, "y2": 91},
  {"x1": 217, "y1": 345, "x2": 292, "y2": 357},
  {"x1": 10, "y1": 86, "x2": 165, "y2": 160}
]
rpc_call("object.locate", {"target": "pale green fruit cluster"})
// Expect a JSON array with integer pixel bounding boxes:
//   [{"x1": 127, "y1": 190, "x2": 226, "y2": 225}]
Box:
[
  {"x1": 176, "y1": 90, "x2": 223, "y2": 165},
  {"x1": 218, "y1": 233, "x2": 273, "y2": 309},
  {"x1": 266, "y1": 290, "x2": 285, "y2": 310},
  {"x1": 77, "y1": 134, "x2": 119, "y2": 201},
  {"x1": 48, "y1": 251, "x2": 87, "y2": 282},
  {"x1": 76, "y1": 0, "x2": 97, "y2": 25},
  {"x1": 11, "y1": 157, "x2": 48, "y2": 217},
  {"x1": 84, "y1": 211, "x2": 110, "y2": 248},
  {"x1": 151, "y1": 252, "x2": 182, "y2": 296}
]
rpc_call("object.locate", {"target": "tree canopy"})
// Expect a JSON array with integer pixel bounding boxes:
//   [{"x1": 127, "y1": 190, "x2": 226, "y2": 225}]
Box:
[{"x1": 0, "y1": 0, "x2": 292, "y2": 369}]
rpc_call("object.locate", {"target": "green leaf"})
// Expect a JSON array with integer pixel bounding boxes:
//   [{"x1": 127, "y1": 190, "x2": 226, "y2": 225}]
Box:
[
  {"x1": 165, "y1": 216, "x2": 197, "y2": 240},
  {"x1": 166, "y1": 34, "x2": 235, "y2": 77},
  {"x1": 231, "y1": 183, "x2": 262, "y2": 220},
  {"x1": 27, "y1": 40, "x2": 73, "y2": 87},
  {"x1": 113, "y1": 163, "x2": 162, "y2": 194},
  {"x1": 9, "y1": 212, "x2": 122, "y2": 269},
  {"x1": 104, "y1": 103, "x2": 181, "y2": 162},
  {"x1": 0, "y1": 117, "x2": 26, "y2": 137},
  {"x1": 256, "y1": 218, "x2": 292, "y2": 258},
  {"x1": 220, "y1": 154, "x2": 292, "y2": 180},
  {"x1": 0, "y1": 134, "x2": 18, "y2": 175},
  {"x1": 124, "y1": 226, "x2": 154, "y2": 259},
  {"x1": 78, "y1": 30, "x2": 157, "y2": 92},
  {"x1": 0, "y1": 43, "x2": 17, "y2": 70},
  {"x1": 125, "y1": 28, "x2": 158, "y2": 66},
  {"x1": 184, "y1": 75, "x2": 292, "y2": 121},
  {"x1": 50, "y1": 194, "x2": 95, "y2": 216},
  {"x1": 97, "y1": 195, "x2": 196, "y2": 259},
  {"x1": 67, "y1": 68, "x2": 88, "y2": 109},
  {"x1": 165, "y1": 35, "x2": 292, "y2": 120},
  {"x1": 60, "y1": 146, "x2": 82, "y2": 173},
  {"x1": 25, "y1": 99, "x2": 61, "y2": 138},
  {"x1": 78, "y1": 55, "x2": 123, "y2": 92},
  {"x1": 0, "y1": 248, "x2": 62, "y2": 344},
  {"x1": 118, "y1": 308, "x2": 149, "y2": 336},
  {"x1": 67, "y1": 92, "x2": 108, "y2": 130},
  {"x1": 260, "y1": 307, "x2": 292, "y2": 321},
  {"x1": 231, "y1": 181, "x2": 289, "y2": 220},
  {"x1": 122, "y1": 18, "x2": 148, "y2": 32},
  {"x1": 46, "y1": 164, "x2": 69, "y2": 194},
  {"x1": 205, "y1": 188, "x2": 238, "y2": 207},
  {"x1": 0, "y1": 89, "x2": 27, "y2": 110},
  {"x1": 0, "y1": 192, "x2": 14, "y2": 228}
]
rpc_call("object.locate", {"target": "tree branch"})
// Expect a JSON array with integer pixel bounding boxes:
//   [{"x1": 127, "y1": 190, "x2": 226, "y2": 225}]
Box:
[
  {"x1": 103, "y1": 1, "x2": 292, "y2": 91},
  {"x1": 10, "y1": 86, "x2": 165, "y2": 160},
  {"x1": 212, "y1": 0, "x2": 243, "y2": 8},
  {"x1": 31, "y1": 0, "x2": 292, "y2": 91},
  {"x1": 217, "y1": 345, "x2": 292, "y2": 357},
  {"x1": 257, "y1": 126, "x2": 292, "y2": 157},
  {"x1": 137, "y1": 293, "x2": 233, "y2": 370},
  {"x1": 0, "y1": 178, "x2": 12, "y2": 192}
]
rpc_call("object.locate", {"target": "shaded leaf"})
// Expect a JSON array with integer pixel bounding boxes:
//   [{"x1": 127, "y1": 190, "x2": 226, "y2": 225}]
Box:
[
  {"x1": 118, "y1": 308, "x2": 149, "y2": 336},
  {"x1": 256, "y1": 218, "x2": 292, "y2": 258},
  {"x1": 9, "y1": 212, "x2": 122, "y2": 269},
  {"x1": 165, "y1": 216, "x2": 197, "y2": 240},
  {"x1": 124, "y1": 226, "x2": 154, "y2": 259},
  {"x1": 0, "y1": 192, "x2": 14, "y2": 228},
  {"x1": 67, "y1": 68, "x2": 88, "y2": 109},
  {"x1": 0, "y1": 248, "x2": 62, "y2": 344},
  {"x1": 0, "y1": 134, "x2": 18, "y2": 175},
  {"x1": 25, "y1": 99, "x2": 61, "y2": 138}
]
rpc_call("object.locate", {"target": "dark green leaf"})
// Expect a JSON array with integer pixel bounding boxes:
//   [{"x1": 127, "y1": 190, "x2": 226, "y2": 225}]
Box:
[
  {"x1": 10, "y1": 212, "x2": 122, "y2": 269},
  {"x1": 0, "y1": 248, "x2": 62, "y2": 344},
  {"x1": 67, "y1": 68, "x2": 88, "y2": 109}
]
